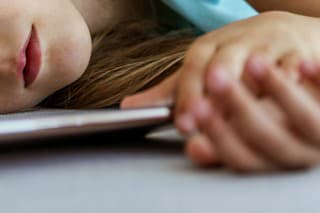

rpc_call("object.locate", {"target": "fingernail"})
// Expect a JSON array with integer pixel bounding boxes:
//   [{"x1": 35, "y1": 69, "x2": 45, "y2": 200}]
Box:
[
  {"x1": 207, "y1": 66, "x2": 230, "y2": 94},
  {"x1": 176, "y1": 113, "x2": 197, "y2": 134}
]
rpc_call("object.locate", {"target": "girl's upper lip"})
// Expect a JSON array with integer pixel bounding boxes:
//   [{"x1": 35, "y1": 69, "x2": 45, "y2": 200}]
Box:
[{"x1": 18, "y1": 26, "x2": 42, "y2": 87}]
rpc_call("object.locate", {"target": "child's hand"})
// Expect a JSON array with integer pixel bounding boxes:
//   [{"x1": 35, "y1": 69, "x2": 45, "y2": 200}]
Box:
[
  {"x1": 121, "y1": 11, "x2": 320, "y2": 172},
  {"x1": 195, "y1": 55, "x2": 320, "y2": 172},
  {"x1": 175, "y1": 11, "x2": 320, "y2": 133},
  {"x1": 174, "y1": 11, "x2": 320, "y2": 172}
]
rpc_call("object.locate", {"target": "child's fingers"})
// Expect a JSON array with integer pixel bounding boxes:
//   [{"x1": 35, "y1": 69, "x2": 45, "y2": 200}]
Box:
[
  {"x1": 184, "y1": 98, "x2": 222, "y2": 167},
  {"x1": 247, "y1": 55, "x2": 320, "y2": 146},
  {"x1": 206, "y1": 42, "x2": 251, "y2": 79},
  {"x1": 198, "y1": 40, "x2": 257, "y2": 117},
  {"x1": 206, "y1": 67, "x2": 320, "y2": 169},
  {"x1": 185, "y1": 133, "x2": 221, "y2": 167},
  {"x1": 257, "y1": 98, "x2": 287, "y2": 125},
  {"x1": 188, "y1": 97, "x2": 275, "y2": 172},
  {"x1": 198, "y1": 101, "x2": 276, "y2": 173},
  {"x1": 299, "y1": 80, "x2": 320, "y2": 104},
  {"x1": 299, "y1": 60, "x2": 320, "y2": 103},
  {"x1": 120, "y1": 72, "x2": 179, "y2": 109},
  {"x1": 175, "y1": 36, "x2": 217, "y2": 134}
]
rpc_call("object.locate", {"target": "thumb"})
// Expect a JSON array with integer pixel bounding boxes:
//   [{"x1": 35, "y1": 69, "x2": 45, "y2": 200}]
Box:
[{"x1": 121, "y1": 72, "x2": 179, "y2": 109}]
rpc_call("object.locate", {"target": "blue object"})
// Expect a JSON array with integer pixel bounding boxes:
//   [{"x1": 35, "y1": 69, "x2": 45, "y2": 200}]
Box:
[{"x1": 162, "y1": 0, "x2": 258, "y2": 33}]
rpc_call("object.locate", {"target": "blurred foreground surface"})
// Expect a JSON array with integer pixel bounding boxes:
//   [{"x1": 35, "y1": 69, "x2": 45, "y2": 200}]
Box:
[{"x1": 0, "y1": 110, "x2": 319, "y2": 213}]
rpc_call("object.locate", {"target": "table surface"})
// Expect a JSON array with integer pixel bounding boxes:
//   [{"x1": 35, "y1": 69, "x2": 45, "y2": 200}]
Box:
[{"x1": 0, "y1": 110, "x2": 320, "y2": 213}]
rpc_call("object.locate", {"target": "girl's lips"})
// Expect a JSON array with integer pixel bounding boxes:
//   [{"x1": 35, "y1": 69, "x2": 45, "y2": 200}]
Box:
[{"x1": 18, "y1": 26, "x2": 42, "y2": 87}]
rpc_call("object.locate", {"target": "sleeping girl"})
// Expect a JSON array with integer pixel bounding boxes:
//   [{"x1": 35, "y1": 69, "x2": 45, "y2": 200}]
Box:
[{"x1": 2, "y1": 0, "x2": 320, "y2": 172}]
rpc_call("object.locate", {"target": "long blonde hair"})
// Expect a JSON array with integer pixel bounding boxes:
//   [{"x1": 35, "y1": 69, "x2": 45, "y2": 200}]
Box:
[{"x1": 40, "y1": 6, "x2": 196, "y2": 109}]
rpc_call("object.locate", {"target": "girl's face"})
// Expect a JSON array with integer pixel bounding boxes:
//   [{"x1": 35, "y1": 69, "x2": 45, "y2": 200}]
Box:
[{"x1": 0, "y1": 0, "x2": 92, "y2": 113}]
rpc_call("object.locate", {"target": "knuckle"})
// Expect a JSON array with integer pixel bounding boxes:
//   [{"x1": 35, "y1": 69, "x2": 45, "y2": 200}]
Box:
[
  {"x1": 215, "y1": 47, "x2": 242, "y2": 63},
  {"x1": 184, "y1": 37, "x2": 216, "y2": 64},
  {"x1": 213, "y1": 45, "x2": 249, "y2": 76},
  {"x1": 279, "y1": 51, "x2": 302, "y2": 67},
  {"x1": 218, "y1": 43, "x2": 245, "y2": 55},
  {"x1": 259, "y1": 42, "x2": 276, "y2": 55}
]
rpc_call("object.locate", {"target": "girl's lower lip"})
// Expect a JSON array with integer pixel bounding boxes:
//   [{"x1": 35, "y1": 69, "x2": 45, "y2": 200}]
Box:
[{"x1": 18, "y1": 26, "x2": 42, "y2": 87}]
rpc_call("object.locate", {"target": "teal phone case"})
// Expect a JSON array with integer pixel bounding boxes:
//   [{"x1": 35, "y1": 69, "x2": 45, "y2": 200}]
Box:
[{"x1": 162, "y1": 0, "x2": 258, "y2": 32}]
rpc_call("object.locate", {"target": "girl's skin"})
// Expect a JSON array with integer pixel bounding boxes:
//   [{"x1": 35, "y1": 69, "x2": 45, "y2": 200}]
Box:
[
  {"x1": 0, "y1": 0, "x2": 93, "y2": 113},
  {"x1": 0, "y1": 0, "x2": 137, "y2": 113},
  {"x1": 122, "y1": 7, "x2": 320, "y2": 172}
]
